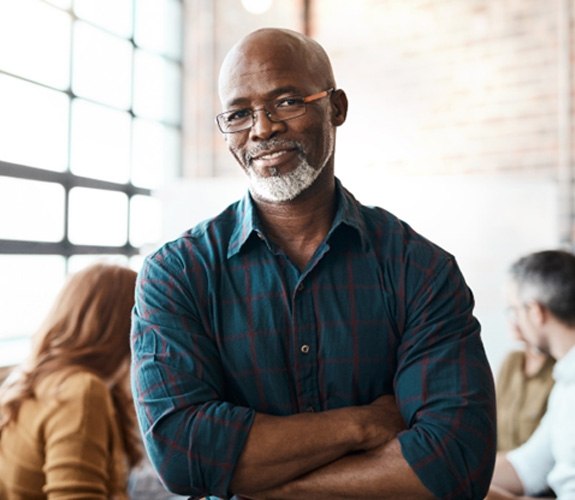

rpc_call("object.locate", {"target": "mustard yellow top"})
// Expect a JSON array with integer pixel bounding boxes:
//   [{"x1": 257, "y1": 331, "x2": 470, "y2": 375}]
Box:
[
  {"x1": 0, "y1": 370, "x2": 129, "y2": 499},
  {"x1": 496, "y1": 350, "x2": 555, "y2": 452}
]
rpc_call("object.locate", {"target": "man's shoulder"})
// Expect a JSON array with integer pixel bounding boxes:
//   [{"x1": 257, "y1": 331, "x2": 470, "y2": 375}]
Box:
[
  {"x1": 355, "y1": 201, "x2": 454, "y2": 264},
  {"x1": 147, "y1": 198, "x2": 244, "y2": 262}
]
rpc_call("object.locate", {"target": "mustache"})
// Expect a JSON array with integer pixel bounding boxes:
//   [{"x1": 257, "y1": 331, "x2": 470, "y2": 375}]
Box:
[{"x1": 245, "y1": 139, "x2": 304, "y2": 163}]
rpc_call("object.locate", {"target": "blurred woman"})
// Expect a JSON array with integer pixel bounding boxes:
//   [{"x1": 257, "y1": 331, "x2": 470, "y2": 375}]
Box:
[{"x1": 0, "y1": 263, "x2": 142, "y2": 499}]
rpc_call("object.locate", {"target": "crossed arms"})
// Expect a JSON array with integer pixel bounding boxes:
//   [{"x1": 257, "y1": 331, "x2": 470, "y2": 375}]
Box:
[{"x1": 231, "y1": 395, "x2": 430, "y2": 499}]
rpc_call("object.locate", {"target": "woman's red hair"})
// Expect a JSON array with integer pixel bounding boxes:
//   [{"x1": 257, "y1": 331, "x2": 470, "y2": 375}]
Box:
[{"x1": 0, "y1": 263, "x2": 142, "y2": 466}]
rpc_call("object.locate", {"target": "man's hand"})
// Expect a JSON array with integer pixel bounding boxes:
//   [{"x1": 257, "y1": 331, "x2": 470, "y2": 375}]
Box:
[{"x1": 360, "y1": 395, "x2": 406, "y2": 450}]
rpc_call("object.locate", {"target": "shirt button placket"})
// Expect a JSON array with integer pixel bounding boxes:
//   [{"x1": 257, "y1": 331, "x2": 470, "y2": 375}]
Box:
[{"x1": 294, "y1": 278, "x2": 318, "y2": 413}]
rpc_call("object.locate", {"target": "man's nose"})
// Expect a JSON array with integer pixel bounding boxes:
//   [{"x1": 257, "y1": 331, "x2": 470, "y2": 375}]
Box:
[{"x1": 250, "y1": 108, "x2": 284, "y2": 139}]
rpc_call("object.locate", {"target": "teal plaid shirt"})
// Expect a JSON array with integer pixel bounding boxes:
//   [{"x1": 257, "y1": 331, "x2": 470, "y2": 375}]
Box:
[{"x1": 131, "y1": 179, "x2": 496, "y2": 499}]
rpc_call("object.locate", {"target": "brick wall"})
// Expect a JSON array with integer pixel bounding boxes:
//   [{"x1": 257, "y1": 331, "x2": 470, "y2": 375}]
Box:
[
  {"x1": 312, "y1": 0, "x2": 574, "y2": 179},
  {"x1": 184, "y1": 1, "x2": 574, "y2": 232}
]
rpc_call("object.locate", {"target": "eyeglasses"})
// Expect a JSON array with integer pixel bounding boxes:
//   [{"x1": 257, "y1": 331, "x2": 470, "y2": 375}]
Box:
[
  {"x1": 505, "y1": 305, "x2": 520, "y2": 323},
  {"x1": 505, "y1": 303, "x2": 529, "y2": 323},
  {"x1": 215, "y1": 88, "x2": 334, "y2": 134}
]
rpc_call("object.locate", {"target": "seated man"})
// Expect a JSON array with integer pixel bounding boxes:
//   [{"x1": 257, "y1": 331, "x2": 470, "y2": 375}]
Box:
[
  {"x1": 495, "y1": 320, "x2": 555, "y2": 452},
  {"x1": 487, "y1": 249, "x2": 575, "y2": 500}
]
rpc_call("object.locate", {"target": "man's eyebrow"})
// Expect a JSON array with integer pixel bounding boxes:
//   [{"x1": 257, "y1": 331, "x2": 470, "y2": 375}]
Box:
[
  {"x1": 224, "y1": 86, "x2": 304, "y2": 108},
  {"x1": 270, "y1": 86, "x2": 303, "y2": 97}
]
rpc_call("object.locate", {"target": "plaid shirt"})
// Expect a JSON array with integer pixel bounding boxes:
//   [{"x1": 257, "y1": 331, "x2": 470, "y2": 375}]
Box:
[{"x1": 131, "y1": 179, "x2": 496, "y2": 499}]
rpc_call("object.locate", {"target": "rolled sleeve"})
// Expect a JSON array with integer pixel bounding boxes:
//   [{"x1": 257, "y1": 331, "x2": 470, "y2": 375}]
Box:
[
  {"x1": 131, "y1": 250, "x2": 255, "y2": 498},
  {"x1": 395, "y1": 256, "x2": 497, "y2": 499}
]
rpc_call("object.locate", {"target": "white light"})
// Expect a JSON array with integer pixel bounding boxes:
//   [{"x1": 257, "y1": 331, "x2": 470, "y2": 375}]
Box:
[{"x1": 241, "y1": 0, "x2": 273, "y2": 15}]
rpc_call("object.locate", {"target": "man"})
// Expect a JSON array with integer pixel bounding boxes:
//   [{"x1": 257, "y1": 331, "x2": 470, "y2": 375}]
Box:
[
  {"x1": 487, "y1": 250, "x2": 575, "y2": 500},
  {"x1": 131, "y1": 28, "x2": 496, "y2": 499}
]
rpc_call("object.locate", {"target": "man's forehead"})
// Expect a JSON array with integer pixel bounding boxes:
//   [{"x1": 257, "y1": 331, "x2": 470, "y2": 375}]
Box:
[
  {"x1": 224, "y1": 45, "x2": 305, "y2": 80},
  {"x1": 219, "y1": 58, "x2": 309, "y2": 104}
]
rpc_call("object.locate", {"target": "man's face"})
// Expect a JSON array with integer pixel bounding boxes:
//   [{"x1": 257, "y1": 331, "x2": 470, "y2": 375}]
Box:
[
  {"x1": 218, "y1": 44, "x2": 337, "y2": 203},
  {"x1": 505, "y1": 281, "x2": 550, "y2": 354}
]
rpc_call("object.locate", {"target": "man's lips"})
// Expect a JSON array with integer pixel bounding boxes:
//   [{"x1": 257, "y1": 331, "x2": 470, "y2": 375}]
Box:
[
  {"x1": 250, "y1": 148, "x2": 298, "y2": 168},
  {"x1": 251, "y1": 148, "x2": 295, "y2": 160},
  {"x1": 253, "y1": 149, "x2": 289, "y2": 160}
]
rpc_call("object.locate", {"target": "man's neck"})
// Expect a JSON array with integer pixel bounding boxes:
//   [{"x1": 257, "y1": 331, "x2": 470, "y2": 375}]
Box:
[
  {"x1": 254, "y1": 175, "x2": 336, "y2": 270},
  {"x1": 548, "y1": 320, "x2": 575, "y2": 360}
]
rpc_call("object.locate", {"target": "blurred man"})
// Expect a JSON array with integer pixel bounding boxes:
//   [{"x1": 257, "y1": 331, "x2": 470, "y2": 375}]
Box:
[{"x1": 487, "y1": 249, "x2": 575, "y2": 499}]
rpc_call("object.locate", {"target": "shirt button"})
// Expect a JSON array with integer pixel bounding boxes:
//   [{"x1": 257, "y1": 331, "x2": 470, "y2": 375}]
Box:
[
  {"x1": 300, "y1": 344, "x2": 310, "y2": 354},
  {"x1": 297, "y1": 283, "x2": 304, "y2": 292}
]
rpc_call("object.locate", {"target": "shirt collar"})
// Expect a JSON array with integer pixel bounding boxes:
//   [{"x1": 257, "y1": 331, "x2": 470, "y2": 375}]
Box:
[
  {"x1": 553, "y1": 345, "x2": 575, "y2": 382},
  {"x1": 329, "y1": 178, "x2": 370, "y2": 251},
  {"x1": 227, "y1": 178, "x2": 369, "y2": 259},
  {"x1": 227, "y1": 191, "x2": 259, "y2": 258}
]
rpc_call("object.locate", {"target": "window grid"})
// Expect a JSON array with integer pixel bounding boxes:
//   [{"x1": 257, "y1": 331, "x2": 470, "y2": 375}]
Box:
[
  {"x1": 0, "y1": 0, "x2": 182, "y2": 266},
  {"x1": 0, "y1": 158, "x2": 150, "y2": 256}
]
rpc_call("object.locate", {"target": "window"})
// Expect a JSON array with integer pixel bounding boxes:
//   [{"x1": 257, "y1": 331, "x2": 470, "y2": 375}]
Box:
[{"x1": 0, "y1": 0, "x2": 182, "y2": 365}]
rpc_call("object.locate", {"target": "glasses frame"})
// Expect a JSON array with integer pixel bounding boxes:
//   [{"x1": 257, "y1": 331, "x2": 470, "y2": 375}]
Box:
[
  {"x1": 505, "y1": 302, "x2": 533, "y2": 323},
  {"x1": 215, "y1": 88, "x2": 335, "y2": 134}
]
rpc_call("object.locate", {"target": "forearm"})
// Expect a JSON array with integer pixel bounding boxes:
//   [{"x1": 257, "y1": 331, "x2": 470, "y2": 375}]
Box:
[
  {"x1": 490, "y1": 454, "x2": 525, "y2": 496},
  {"x1": 241, "y1": 438, "x2": 433, "y2": 499},
  {"x1": 485, "y1": 484, "x2": 552, "y2": 500},
  {"x1": 231, "y1": 395, "x2": 403, "y2": 494},
  {"x1": 486, "y1": 454, "x2": 557, "y2": 499}
]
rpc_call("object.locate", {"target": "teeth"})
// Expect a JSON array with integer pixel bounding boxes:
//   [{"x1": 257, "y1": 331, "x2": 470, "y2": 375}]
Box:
[{"x1": 259, "y1": 150, "x2": 286, "y2": 160}]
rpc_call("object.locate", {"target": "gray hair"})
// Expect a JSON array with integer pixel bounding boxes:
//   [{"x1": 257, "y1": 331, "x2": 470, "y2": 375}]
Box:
[{"x1": 509, "y1": 249, "x2": 575, "y2": 326}]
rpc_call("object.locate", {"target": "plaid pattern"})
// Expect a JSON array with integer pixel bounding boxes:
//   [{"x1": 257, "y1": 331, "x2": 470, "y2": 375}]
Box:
[{"x1": 131, "y1": 179, "x2": 496, "y2": 499}]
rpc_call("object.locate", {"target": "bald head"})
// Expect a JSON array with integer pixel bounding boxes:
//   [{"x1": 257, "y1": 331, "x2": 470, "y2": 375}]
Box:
[{"x1": 218, "y1": 28, "x2": 336, "y2": 103}]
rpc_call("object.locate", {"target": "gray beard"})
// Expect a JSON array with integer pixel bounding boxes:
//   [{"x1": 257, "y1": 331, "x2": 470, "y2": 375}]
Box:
[{"x1": 247, "y1": 158, "x2": 324, "y2": 203}]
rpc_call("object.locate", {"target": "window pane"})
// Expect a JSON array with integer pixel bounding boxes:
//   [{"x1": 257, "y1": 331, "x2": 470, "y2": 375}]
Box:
[
  {"x1": 133, "y1": 50, "x2": 181, "y2": 125},
  {"x1": 68, "y1": 254, "x2": 128, "y2": 274},
  {"x1": 135, "y1": 0, "x2": 182, "y2": 59},
  {"x1": 0, "y1": 177, "x2": 65, "y2": 241},
  {"x1": 72, "y1": 21, "x2": 133, "y2": 109},
  {"x1": 129, "y1": 254, "x2": 146, "y2": 272},
  {"x1": 71, "y1": 99, "x2": 131, "y2": 183},
  {"x1": 132, "y1": 119, "x2": 180, "y2": 188},
  {"x1": 74, "y1": 0, "x2": 133, "y2": 38},
  {"x1": 0, "y1": 74, "x2": 69, "y2": 171},
  {"x1": 0, "y1": 0, "x2": 71, "y2": 89},
  {"x1": 68, "y1": 188, "x2": 128, "y2": 246},
  {"x1": 45, "y1": 0, "x2": 72, "y2": 8},
  {"x1": 130, "y1": 195, "x2": 162, "y2": 247},
  {"x1": 0, "y1": 338, "x2": 33, "y2": 367},
  {"x1": 0, "y1": 255, "x2": 66, "y2": 341}
]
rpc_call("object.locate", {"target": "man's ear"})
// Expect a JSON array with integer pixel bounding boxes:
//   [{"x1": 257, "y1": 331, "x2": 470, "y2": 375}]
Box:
[
  {"x1": 527, "y1": 301, "x2": 547, "y2": 326},
  {"x1": 330, "y1": 89, "x2": 348, "y2": 127}
]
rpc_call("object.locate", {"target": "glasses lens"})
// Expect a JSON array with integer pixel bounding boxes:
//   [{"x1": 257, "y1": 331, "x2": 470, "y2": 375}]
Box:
[
  {"x1": 272, "y1": 97, "x2": 306, "y2": 121},
  {"x1": 505, "y1": 305, "x2": 521, "y2": 324},
  {"x1": 218, "y1": 110, "x2": 252, "y2": 133}
]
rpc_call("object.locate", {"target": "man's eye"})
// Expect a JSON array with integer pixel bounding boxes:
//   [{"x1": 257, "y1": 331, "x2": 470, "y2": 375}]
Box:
[
  {"x1": 276, "y1": 97, "x2": 304, "y2": 108},
  {"x1": 226, "y1": 109, "x2": 251, "y2": 122}
]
